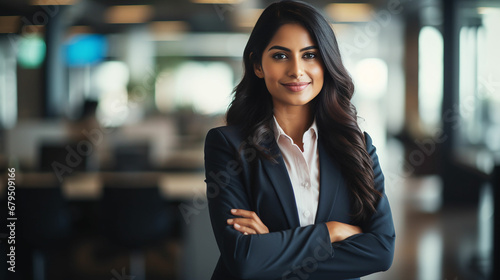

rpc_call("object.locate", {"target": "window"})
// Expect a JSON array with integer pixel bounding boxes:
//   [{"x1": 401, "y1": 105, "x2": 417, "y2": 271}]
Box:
[{"x1": 418, "y1": 26, "x2": 443, "y2": 131}]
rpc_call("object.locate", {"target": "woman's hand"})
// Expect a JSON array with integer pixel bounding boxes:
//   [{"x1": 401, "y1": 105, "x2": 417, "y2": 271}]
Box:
[
  {"x1": 227, "y1": 209, "x2": 269, "y2": 235},
  {"x1": 325, "y1": 221, "x2": 362, "y2": 243}
]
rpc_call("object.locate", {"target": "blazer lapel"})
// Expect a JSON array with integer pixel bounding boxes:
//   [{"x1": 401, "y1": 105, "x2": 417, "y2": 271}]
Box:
[
  {"x1": 262, "y1": 140, "x2": 301, "y2": 228},
  {"x1": 314, "y1": 137, "x2": 342, "y2": 224}
]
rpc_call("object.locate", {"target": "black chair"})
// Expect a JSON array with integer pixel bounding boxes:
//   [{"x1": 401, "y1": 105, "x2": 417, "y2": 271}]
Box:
[
  {"x1": 39, "y1": 142, "x2": 87, "y2": 172},
  {"x1": 98, "y1": 184, "x2": 174, "y2": 279},
  {"x1": 16, "y1": 186, "x2": 72, "y2": 280},
  {"x1": 113, "y1": 142, "x2": 151, "y2": 172}
]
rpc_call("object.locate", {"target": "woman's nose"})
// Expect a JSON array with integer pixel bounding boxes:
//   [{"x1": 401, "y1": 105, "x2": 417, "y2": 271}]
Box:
[{"x1": 287, "y1": 57, "x2": 304, "y2": 78}]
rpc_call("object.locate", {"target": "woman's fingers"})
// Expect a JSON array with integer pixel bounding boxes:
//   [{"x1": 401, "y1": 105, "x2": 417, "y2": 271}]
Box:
[
  {"x1": 233, "y1": 223, "x2": 257, "y2": 235},
  {"x1": 230, "y1": 209, "x2": 265, "y2": 226},
  {"x1": 227, "y1": 218, "x2": 266, "y2": 234},
  {"x1": 231, "y1": 208, "x2": 257, "y2": 218},
  {"x1": 227, "y1": 219, "x2": 253, "y2": 234},
  {"x1": 227, "y1": 209, "x2": 269, "y2": 234}
]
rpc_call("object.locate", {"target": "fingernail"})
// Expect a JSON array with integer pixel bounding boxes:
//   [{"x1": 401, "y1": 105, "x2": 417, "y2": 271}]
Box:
[
  {"x1": 244, "y1": 232, "x2": 248, "y2": 235},
  {"x1": 231, "y1": 209, "x2": 237, "y2": 213},
  {"x1": 227, "y1": 219, "x2": 233, "y2": 224},
  {"x1": 234, "y1": 223, "x2": 240, "y2": 228}
]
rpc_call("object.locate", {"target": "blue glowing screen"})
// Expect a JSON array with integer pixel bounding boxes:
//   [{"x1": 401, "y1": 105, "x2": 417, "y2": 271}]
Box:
[{"x1": 65, "y1": 34, "x2": 107, "y2": 67}]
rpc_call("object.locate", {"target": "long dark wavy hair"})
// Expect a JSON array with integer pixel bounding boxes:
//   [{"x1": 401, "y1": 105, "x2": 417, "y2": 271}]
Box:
[{"x1": 226, "y1": 0, "x2": 381, "y2": 224}]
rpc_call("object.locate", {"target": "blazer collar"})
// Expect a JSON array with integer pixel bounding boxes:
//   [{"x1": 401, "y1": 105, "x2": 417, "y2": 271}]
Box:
[
  {"x1": 315, "y1": 137, "x2": 342, "y2": 224},
  {"x1": 261, "y1": 134, "x2": 342, "y2": 228},
  {"x1": 261, "y1": 140, "x2": 301, "y2": 228}
]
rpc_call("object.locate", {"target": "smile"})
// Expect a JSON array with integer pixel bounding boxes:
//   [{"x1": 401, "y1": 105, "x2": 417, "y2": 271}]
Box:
[{"x1": 281, "y1": 82, "x2": 311, "y2": 92}]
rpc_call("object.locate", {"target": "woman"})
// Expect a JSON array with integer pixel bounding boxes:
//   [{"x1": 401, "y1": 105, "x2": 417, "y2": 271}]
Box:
[{"x1": 204, "y1": 1, "x2": 395, "y2": 279}]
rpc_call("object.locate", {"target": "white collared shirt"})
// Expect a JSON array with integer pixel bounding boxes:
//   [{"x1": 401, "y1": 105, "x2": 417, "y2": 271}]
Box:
[{"x1": 273, "y1": 116, "x2": 320, "y2": 227}]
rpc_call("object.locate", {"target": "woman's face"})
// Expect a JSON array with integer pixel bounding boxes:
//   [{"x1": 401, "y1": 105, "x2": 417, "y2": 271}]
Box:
[{"x1": 254, "y1": 23, "x2": 324, "y2": 110}]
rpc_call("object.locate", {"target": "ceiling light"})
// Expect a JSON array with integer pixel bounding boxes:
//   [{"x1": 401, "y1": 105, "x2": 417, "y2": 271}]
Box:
[
  {"x1": 31, "y1": 0, "x2": 76, "y2": 5},
  {"x1": 105, "y1": 5, "x2": 153, "y2": 24},
  {"x1": 191, "y1": 0, "x2": 242, "y2": 4},
  {"x1": 150, "y1": 21, "x2": 188, "y2": 33},
  {"x1": 0, "y1": 16, "x2": 21, "y2": 33},
  {"x1": 150, "y1": 21, "x2": 189, "y2": 41},
  {"x1": 237, "y1": 8, "x2": 263, "y2": 28},
  {"x1": 325, "y1": 3, "x2": 374, "y2": 22}
]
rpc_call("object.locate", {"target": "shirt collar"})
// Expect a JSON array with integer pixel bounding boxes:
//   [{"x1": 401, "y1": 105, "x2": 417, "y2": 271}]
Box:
[{"x1": 272, "y1": 115, "x2": 318, "y2": 143}]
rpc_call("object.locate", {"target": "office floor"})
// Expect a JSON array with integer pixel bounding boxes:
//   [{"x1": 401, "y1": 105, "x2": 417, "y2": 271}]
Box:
[
  {"x1": 367, "y1": 178, "x2": 483, "y2": 280},
  {"x1": 365, "y1": 139, "x2": 490, "y2": 280}
]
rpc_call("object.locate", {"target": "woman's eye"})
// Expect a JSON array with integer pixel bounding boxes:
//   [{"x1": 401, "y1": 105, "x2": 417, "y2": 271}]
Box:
[
  {"x1": 303, "y1": 53, "x2": 317, "y2": 59},
  {"x1": 272, "y1": 53, "x2": 287, "y2": 60}
]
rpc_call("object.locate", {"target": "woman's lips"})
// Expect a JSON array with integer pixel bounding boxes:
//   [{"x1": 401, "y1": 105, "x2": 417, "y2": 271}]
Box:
[{"x1": 281, "y1": 82, "x2": 311, "y2": 92}]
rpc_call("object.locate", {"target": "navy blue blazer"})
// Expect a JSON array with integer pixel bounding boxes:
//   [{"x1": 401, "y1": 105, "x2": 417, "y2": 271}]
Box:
[{"x1": 204, "y1": 125, "x2": 395, "y2": 280}]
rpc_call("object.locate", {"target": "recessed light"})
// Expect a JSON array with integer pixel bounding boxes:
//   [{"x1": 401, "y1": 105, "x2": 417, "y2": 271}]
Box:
[
  {"x1": 31, "y1": 0, "x2": 76, "y2": 5},
  {"x1": 325, "y1": 3, "x2": 374, "y2": 22},
  {"x1": 105, "y1": 5, "x2": 153, "y2": 24}
]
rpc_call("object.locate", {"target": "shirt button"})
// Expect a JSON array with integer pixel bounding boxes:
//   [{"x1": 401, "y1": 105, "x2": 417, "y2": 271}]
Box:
[
  {"x1": 303, "y1": 210, "x2": 311, "y2": 217},
  {"x1": 303, "y1": 182, "x2": 310, "y2": 188}
]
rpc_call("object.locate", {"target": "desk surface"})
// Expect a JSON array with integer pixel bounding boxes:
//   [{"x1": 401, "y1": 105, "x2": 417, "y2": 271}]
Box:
[{"x1": 0, "y1": 171, "x2": 206, "y2": 200}]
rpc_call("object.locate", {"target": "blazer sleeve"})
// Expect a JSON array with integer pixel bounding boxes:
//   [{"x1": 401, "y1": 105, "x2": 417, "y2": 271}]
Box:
[
  {"x1": 205, "y1": 128, "x2": 395, "y2": 279},
  {"x1": 310, "y1": 132, "x2": 396, "y2": 278}
]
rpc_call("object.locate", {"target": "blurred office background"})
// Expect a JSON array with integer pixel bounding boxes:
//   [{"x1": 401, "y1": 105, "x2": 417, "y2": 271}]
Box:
[{"x1": 0, "y1": 0, "x2": 499, "y2": 279}]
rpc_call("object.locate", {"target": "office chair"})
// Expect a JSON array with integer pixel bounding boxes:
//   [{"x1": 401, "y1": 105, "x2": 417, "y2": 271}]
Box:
[
  {"x1": 16, "y1": 186, "x2": 72, "y2": 280},
  {"x1": 98, "y1": 184, "x2": 174, "y2": 279}
]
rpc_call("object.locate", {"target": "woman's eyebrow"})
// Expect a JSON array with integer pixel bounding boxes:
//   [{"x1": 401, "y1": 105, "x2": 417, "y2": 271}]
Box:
[{"x1": 267, "y1": 45, "x2": 318, "y2": 52}]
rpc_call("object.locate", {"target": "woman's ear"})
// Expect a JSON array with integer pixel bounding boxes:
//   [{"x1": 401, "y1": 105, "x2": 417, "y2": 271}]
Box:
[
  {"x1": 254, "y1": 63, "x2": 264, "y2": 78},
  {"x1": 250, "y1": 52, "x2": 264, "y2": 78}
]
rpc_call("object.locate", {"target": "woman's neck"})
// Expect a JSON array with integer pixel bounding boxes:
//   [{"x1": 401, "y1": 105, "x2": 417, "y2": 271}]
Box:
[{"x1": 273, "y1": 104, "x2": 313, "y2": 148}]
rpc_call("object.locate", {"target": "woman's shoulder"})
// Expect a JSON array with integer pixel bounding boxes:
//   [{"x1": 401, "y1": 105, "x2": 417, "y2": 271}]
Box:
[
  {"x1": 363, "y1": 131, "x2": 373, "y2": 147},
  {"x1": 206, "y1": 125, "x2": 246, "y2": 145},
  {"x1": 362, "y1": 131, "x2": 377, "y2": 153}
]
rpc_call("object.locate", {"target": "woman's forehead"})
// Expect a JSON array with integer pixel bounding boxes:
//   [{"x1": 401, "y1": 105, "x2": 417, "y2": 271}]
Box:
[{"x1": 266, "y1": 23, "x2": 317, "y2": 50}]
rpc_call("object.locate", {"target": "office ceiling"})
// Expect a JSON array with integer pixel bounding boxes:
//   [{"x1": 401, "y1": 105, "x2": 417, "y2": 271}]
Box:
[
  {"x1": 0, "y1": 0, "x2": 394, "y2": 34},
  {"x1": 3, "y1": 0, "x2": 496, "y2": 47}
]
